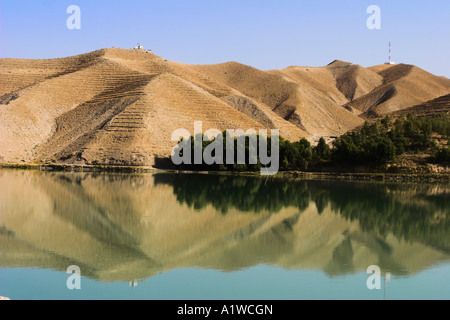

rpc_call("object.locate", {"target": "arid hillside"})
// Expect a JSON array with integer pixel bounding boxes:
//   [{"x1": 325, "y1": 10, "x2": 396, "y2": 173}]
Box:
[
  {"x1": 1, "y1": 48, "x2": 449, "y2": 166},
  {"x1": 348, "y1": 64, "x2": 450, "y2": 118},
  {"x1": 392, "y1": 93, "x2": 450, "y2": 117}
]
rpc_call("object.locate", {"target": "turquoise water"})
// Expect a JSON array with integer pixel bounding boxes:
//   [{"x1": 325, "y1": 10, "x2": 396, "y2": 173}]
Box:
[
  {"x1": 0, "y1": 170, "x2": 449, "y2": 300},
  {"x1": 2, "y1": 263, "x2": 450, "y2": 300}
]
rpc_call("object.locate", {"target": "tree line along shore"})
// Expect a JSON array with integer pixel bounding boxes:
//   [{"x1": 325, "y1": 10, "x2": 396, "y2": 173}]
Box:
[{"x1": 170, "y1": 113, "x2": 450, "y2": 174}]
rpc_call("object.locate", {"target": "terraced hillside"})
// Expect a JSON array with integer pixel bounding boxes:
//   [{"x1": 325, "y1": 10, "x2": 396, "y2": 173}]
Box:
[
  {"x1": 392, "y1": 93, "x2": 450, "y2": 117},
  {"x1": 0, "y1": 48, "x2": 449, "y2": 166}
]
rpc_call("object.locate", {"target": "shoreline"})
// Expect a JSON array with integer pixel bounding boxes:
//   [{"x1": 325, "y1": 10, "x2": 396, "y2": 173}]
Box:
[{"x1": 1, "y1": 162, "x2": 449, "y2": 183}]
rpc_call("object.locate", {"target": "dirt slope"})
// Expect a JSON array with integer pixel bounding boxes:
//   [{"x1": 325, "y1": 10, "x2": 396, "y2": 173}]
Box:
[
  {"x1": 0, "y1": 49, "x2": 270, "y2": 165},
  {"x1": 392, "y1": 93, "x2": 450, "y2": 117},
  {"x1": 347, "y1": 64, "x2": 450, "y2": 118},
  {"x1": 326, "y1": 60, "x2": 383, "y2": 101},
  {"x1": 190, "y1": 61, "x2": 364, "y2": 136},
  {"x1": 1, "y1": 48, "x2": 449, "y2": 166}
]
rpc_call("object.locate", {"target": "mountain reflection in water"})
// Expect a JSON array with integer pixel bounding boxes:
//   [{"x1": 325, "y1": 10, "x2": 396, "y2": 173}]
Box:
[{"x1": 0, "y1": 170, "x2": 449, "y2": 282}]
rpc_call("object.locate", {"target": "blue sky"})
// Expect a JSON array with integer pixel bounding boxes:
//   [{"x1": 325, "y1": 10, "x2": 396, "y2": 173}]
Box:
[{"x1": 1, "y1": 0, "x2": 449, "y2": 77}]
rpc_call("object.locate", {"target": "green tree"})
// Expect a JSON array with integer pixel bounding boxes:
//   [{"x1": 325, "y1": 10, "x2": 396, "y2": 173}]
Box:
[{"x1": 313, "y1": 137, "x2": 331, "y2": 161}]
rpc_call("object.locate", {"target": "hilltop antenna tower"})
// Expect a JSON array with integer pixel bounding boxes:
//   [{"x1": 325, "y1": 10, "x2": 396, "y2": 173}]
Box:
[{"x1": 385, "y1": 42, "x2": 395, "y2": 65}]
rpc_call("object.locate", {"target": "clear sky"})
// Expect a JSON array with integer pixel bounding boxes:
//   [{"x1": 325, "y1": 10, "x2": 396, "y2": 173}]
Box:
[{"x1": 1, "y1": 0, "x2": 449, "y2": 77}]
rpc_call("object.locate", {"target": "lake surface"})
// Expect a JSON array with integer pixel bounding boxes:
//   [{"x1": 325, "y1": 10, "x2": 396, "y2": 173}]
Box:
[{"x1": 0, "y1": 169, "x2": 449, "y2": 300}]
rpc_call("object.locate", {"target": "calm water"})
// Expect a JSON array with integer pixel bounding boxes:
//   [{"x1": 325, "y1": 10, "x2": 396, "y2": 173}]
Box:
[{"x1": 0, "y1": 169, "x2": 449, "y2": 300}]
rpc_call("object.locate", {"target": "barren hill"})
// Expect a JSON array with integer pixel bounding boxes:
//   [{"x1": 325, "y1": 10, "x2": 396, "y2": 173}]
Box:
[
  {"x1": 347, "y1": 64, "x2": 450, "y2": 118},
  {"x1": 392, "y1": 93, "x2": 450, "y2": 117},
  {"x1": 1, "y1": 48, "x2": 449, "y2": 166},
  {"x1": 326, "y1": 60, "x2": 383, "y2": 101}
]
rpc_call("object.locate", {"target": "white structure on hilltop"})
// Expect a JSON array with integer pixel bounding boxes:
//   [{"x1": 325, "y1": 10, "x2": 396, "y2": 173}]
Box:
[
  {"x1": 134, "y1": 43, "x2": 144, "y2": 50},
  {"x1": 385, "y1": 42, "x2": 396, "y2": 65}
]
